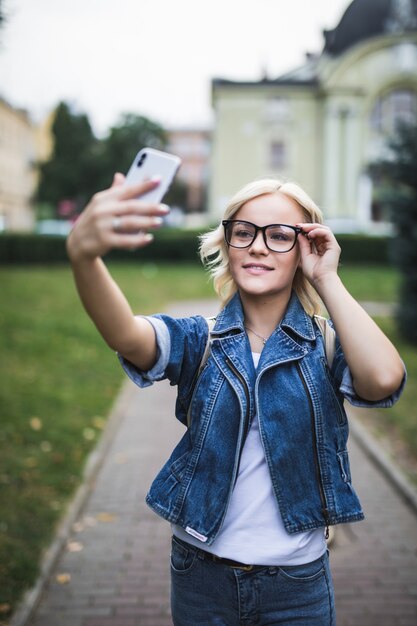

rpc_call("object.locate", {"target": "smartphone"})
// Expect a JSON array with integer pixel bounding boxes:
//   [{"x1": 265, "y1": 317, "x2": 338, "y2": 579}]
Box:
[{"x1": 124, "y1": 147, "x2": 181, "y2": 203}]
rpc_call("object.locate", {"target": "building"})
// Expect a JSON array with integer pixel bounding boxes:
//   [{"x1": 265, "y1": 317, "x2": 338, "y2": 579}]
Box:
[
  {"x1": 167, "y1": 128, "x2": 211, "y2": 216},
  {"x1": 210, "y1": 0, "x2": 417, "y2": 231},
  {"x1": 0, "y1": 98, "x2": 53, "y2": 233},
  {"x1": 0, "y1": 97, "x2": 38, "y2": 231}
]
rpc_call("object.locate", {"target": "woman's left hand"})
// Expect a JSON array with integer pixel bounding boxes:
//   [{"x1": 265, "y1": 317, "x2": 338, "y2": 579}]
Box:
[{"x1": 296, "y1": 222, "x2": 341, "y2": 289}]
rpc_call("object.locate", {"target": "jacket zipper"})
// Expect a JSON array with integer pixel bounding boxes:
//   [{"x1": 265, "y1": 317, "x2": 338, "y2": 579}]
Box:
[
  {"x1": 225, "y1": 357, "x2": 251, "y2": 483},
  {"x1": 213, "y1": 356, "x2": 251, "y2": 540},
  {"x1": 296, "y1": 362, "x2": 331, "y2": 538}
]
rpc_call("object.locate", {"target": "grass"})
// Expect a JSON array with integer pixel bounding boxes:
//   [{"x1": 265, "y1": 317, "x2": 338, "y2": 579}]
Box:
[
  {"x1": 337, "y1": 266, "x2": 417, "y2": 477},
  {"x1": 0, "y1": 261, "x2": 413, "y2": 620},
  {"x1": 358, "y1": 316, "x2": 417, "y2": 481},
  {"x1": 338, "y1": 264, "x2": 399, "y2": 302},
  {"x1": 0, "y1": 262, "x2": 213, "y2": 621}
]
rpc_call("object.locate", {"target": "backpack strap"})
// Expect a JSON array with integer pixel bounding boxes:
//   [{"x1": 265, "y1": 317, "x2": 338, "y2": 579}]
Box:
[
  {"x1": 314, "y1": 315, "x2": 336, "y2": 369},
  {"x1": 186, "y1": 317, "x2": 216, "y2": 428}
]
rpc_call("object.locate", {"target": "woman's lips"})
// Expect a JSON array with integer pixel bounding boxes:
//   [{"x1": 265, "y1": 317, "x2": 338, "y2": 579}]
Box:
[{"x1": 242, "y1": 263, "x2": 274, "y2": 274}]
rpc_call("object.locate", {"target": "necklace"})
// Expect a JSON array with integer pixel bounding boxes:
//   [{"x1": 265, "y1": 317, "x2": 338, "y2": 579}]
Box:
[{"x1": 245, "y1": 326, "x2": 268, "y2": 345}]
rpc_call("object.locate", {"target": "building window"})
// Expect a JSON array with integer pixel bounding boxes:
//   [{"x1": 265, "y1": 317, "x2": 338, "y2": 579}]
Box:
[
  {"x1": 265, "y1": 98, "x2": 289, "y2": 122},
  {"x1": 269, "y1": 141, "x2": 287, "y2": 170},
  {"x1": 370, "y1": 89, "x2": 417, "y2": 134}
]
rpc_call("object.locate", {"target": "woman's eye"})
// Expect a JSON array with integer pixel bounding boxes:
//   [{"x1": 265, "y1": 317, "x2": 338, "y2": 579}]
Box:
[
  {"x1": 270, "y1": 232, "x2": 289, "y2": 241},
  {"x1": 235, "y1": 229, "x2": 253, "y2": 239}
]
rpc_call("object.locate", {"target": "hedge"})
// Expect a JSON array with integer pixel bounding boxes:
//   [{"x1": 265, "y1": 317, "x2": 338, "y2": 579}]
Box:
[
  {"x1": 0, "y1": 231, "x2": 392, "y2": 265},
  {"x1": 0, "y1": 229, "x2": 201, "y2": 265}
]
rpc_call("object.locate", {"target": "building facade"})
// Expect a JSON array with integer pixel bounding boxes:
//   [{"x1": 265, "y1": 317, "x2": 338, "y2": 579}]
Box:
[
  {"x1": 0, "y1": 98, "x2": 53, "y2": 232},
  {"x1": 167, "y1": 128, "x2": 211, "y2": 214},
  {"x1": 210, "y1": 0, "x2": 417, "y2": 231},
  {"x1": 0, "y1": 98, "x2": 37, "y2": 231}
]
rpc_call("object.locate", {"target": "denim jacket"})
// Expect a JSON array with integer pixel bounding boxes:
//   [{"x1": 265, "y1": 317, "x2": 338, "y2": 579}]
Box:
[{"x1": 120, "y1": 292, "x2": 405, "y2": 545}]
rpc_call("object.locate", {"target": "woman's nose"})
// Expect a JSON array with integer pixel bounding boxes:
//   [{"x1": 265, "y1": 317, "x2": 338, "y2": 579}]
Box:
[{"x1": 249, "y1": 230, "x2": 269, "y2": 253}]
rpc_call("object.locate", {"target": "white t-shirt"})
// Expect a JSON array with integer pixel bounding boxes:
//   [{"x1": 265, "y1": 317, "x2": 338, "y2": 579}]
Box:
[{"x1": 173, "y1": 352, "x2": 326, "y2": 566}]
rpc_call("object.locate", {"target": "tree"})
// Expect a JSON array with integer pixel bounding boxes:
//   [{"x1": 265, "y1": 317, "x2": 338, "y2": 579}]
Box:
[
  {"x1": 0, "y1": 0, "x2": 5, "y2": 29},
  {"x1": 371, "y1": 122, "x2": 417, "y2": 344},
  {"x1": 37, "y1": 105, "x2": 186, "y2": 219},
  {"x1": 96, "y1": 113, "x2": 167, "y2": 190},
  {"x1": 95, "y1": 113, "x2": 187, "y2": 210},
  {"x1": 37, "y1": 102, "x2": 100, "y2": 214}
]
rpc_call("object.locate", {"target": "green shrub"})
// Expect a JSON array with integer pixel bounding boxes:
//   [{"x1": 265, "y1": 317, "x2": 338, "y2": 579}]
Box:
[
  {"x1": 0, "y1": 230, "x2": 202, "y2": 265},
  {"x1": 336, "y1": 234, "x2": 391, "y2": 265},
  {"x1": 0, "y1": 231, "x2": 392, "y2": 265}
]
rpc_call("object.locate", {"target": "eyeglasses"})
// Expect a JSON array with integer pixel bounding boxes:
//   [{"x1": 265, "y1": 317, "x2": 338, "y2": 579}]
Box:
[{"x1": 222, "y1": 220, "x2": 302, "y2": 253}]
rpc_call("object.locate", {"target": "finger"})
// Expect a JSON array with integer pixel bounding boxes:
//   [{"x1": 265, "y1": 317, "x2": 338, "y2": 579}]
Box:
[
  {"x1": 98, "y1": 176, "x2": 161, "y2": 202},
  {"x1": 111, "y1": 172, "x2": 126, "y2": 188},
  {"x1": 118, "y1": 176, "x2": 161, "y2": 201},
  {"x1": 110, "y1": 215, "x2": 164, "y2": 233},
  {"x1": 297, "y1": 230, "x2": 315, "y2": 256},
  {"x1": 111, "y1": 231, "x2": 155, "y2": 250},
  {"x1": 299, "y1": 228, "x2": 334, "y2": 244},
  {"x1": 297, "y1": 223, "x2": 332, "y2": 237},
  {"x1": 112, "y1": 201, "x2": 170, "y2": 218}
]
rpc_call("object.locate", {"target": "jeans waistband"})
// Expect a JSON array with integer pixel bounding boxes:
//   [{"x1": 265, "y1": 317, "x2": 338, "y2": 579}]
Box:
[{"x1": 172, "y1": 535, "x2": 321, "y2": 572}]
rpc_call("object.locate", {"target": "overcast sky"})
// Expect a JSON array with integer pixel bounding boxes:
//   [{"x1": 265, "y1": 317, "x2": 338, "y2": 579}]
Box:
[{"x1": 0, "y1": 0, "x2": 350, "y2": 136}]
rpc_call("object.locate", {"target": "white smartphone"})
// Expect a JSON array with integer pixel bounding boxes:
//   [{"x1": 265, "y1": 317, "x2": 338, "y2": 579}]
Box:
[{"x1": 124, "y1": 147, "x2": 181, "y2": 203}]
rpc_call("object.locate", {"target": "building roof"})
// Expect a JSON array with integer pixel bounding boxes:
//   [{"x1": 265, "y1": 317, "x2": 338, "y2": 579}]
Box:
[
  {"x1": 212, "y1": 0, "x2": 417, "y2": 91},
  {"x1": 323, "y1": 0, "x2": 417, "y2": 56}
]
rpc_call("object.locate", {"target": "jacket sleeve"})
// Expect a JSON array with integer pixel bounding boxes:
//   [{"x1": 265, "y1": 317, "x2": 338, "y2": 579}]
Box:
[
  {"x1": 118, "y1": 316, "x2": 171, "y2": 388},
  {"x1": 118, "y1": 313, "x2": 208, "y2": 396},
  {"x1": 331, "y1": 334, "x2": 407, "y2": 409}
]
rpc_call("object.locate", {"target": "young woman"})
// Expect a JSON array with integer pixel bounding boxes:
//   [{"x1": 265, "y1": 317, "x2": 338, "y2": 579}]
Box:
[{"x1": 67, "y1": 174, "x2": 405, "y2": 626}]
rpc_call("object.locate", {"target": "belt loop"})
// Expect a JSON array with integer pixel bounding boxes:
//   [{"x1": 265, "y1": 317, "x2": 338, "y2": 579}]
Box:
[{"x1": 197, "y1": 549, "x2": 206, "y2": 561}]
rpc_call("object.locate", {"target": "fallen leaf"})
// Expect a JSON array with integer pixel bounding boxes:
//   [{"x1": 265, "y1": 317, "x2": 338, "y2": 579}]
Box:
[
  {"x1": 96, "y1": 512, "x2": 117, "y2": 523},
  {"x1": 114, "y1": 453, "x2": 129, "y2": 465},
  {"x1": 67, "y1": 541, "x2": 83, "y2": 552},
  {"x1": 24, "y1": 457, "x2": 38, "y2": 468},
  {"x1": 40, "y1": 441, "x2": 52, "y2": 453},
  {"x1": 92, "y1": 416, "x2": 106, "y2": 429},
  {"x1": 83, "y1": 428, "x2": 96, "y2": 441},
  {"x1": 56, "y1": 573, "x2": 71, "y2": 584},
  {"x1": 30, "y1": 417, "x2": 42, "y2": 431},
  {"x1": 0, "y1": 604, "x2": 10, "y2": 614}
]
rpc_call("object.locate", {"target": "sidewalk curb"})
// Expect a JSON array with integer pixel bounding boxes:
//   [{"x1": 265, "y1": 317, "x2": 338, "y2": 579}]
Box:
[
  {"x1": 10, "y1": 379, "x2": 136, "y2": 626},
  {"x1": 348, "y1": 407, "x2": 417, "y2": 515}
]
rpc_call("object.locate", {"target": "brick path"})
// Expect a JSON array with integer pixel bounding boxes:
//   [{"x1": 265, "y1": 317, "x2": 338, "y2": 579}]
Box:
[{"x1": 24, "y1": 301, "x2": 417, "y2": 626}]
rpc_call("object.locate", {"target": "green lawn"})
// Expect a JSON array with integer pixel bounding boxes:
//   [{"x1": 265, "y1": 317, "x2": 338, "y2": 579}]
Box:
[
  {"x1": 338, "y1": 264, "x2": 399, "y2": 302},
  {"x1": 0, "y1": 262, "x2": 214, "y2": 621},
  {"x1": 363, "y1": 316, "x2": 417, "y2": 477},
  {"x1": 0, "y1": 262, "x2": 412, "y2": 620}
]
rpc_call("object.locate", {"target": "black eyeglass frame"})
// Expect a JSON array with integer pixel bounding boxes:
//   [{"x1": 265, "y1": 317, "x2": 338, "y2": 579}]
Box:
[{"x1": 222, "y1": 219, "x2": 303, "y2": 253}]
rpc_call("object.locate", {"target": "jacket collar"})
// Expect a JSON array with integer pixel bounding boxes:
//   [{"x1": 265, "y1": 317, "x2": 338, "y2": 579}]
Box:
[{"x1": 213, "y1": 291, "x2": 316, "y2": 342}]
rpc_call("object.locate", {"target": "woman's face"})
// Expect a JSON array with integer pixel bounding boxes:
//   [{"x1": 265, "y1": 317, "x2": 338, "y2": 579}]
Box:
[{"x1": 227, "y1": 191, "x2": 305, "y2": 302}]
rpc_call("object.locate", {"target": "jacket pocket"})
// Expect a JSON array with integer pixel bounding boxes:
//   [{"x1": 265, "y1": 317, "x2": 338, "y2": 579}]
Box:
[
  {"x1": 337, "y1": 450, "x2": 352, "y2": 484},
  {"x1": 170, "y1": 451, "x2": 191, "y2": 482},
  {"x1": 321, "y1": 358, "x2": 347, "y2": 426},
  {"x1": 170, "y1": 536, "x2": 198, "y2": 574}
]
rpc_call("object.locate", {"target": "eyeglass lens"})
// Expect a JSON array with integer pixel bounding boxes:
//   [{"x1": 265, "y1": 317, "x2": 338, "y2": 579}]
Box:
[{"x1": 225, "y1": 221, "x2": 298, "y2": 252}]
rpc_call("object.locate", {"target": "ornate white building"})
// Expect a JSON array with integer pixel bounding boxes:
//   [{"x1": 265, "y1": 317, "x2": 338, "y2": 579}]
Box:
[{"x1": 209, "y1": 0, "x2": 417, "y2": 231}]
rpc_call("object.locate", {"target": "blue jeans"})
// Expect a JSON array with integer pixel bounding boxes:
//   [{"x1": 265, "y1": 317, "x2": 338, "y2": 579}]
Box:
[{"x1": 170, "y1": 536, "x2": 335, "y2": 626}]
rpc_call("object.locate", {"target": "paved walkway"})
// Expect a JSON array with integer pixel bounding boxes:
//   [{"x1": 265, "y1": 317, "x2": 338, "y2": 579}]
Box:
[{"x1": 17, "y1": 301, "x2": 417, "y2": 626}]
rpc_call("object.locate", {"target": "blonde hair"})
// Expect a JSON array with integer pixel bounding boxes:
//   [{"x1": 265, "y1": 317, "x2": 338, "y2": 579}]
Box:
[{"x1": 199, "y1": 178, "x2": 324, "y2": 316}]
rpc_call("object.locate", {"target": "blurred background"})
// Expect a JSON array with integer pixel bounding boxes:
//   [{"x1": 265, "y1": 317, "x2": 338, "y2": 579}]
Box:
[
  {"x1": 0, "y1": 0, "x2": 415, "y2": 234},
  {"x1": 1, "y1": 1, "x2": 417, "y2": 622}
]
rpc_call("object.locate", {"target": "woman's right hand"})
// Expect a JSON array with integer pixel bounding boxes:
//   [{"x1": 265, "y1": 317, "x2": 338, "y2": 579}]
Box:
[{"x1": 66, "y1": 173, "x2": 170, "y2": 263}]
